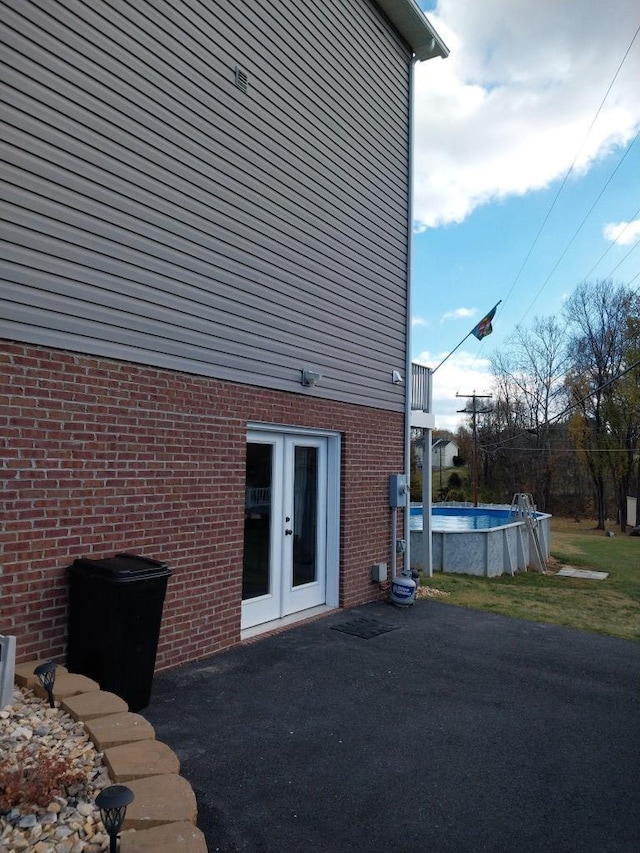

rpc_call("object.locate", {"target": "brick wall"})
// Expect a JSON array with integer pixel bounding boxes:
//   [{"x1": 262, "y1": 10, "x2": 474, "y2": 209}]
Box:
[{"x1": 1, "y1": 341, "x2": 405, "y2": 670}]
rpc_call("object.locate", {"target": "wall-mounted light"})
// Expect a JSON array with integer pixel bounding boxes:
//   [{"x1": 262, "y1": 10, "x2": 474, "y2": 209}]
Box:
[
  {"x1": 301, "y1": 369, "x2": 322, "y2": 387},
  {"x1": 392, "y1": 370, "x2": 404, "y2": 384}
]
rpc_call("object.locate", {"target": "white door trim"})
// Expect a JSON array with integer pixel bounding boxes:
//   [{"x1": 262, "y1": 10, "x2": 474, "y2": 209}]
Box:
[{"x1": 241, "y1": 425, "x2": 340, "y2": 632}]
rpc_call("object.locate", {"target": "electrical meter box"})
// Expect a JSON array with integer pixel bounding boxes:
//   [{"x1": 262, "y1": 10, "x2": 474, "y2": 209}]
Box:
[{"x1": 389, "y1": 474, "x2": 408, "y2": 508}]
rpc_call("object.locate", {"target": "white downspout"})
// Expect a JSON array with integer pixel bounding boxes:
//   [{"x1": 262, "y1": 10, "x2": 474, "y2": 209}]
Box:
[
  {"x1": 423, "y1": 371, "x2": 433, "y2": 577},
  {"x1": 403, "y1": 55, "x2": 417, "y2": 575}
]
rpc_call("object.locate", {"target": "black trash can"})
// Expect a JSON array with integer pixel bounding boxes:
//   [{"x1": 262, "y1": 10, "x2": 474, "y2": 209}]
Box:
[{"x1": 67, "y1": 553, "x2": 171, "y2": 711}]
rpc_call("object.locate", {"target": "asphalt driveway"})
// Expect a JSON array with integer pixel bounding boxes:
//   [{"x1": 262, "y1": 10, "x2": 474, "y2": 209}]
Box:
[{"x1": 143, "y1": 602, "x2": 640, "y2": 852}]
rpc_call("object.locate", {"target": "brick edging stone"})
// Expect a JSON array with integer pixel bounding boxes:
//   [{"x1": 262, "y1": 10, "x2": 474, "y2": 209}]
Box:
[{"x1": 14, "y1": 662, "x2": 208, "y2": 853}]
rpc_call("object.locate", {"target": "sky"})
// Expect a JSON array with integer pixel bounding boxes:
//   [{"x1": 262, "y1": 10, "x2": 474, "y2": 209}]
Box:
[{"x1": 411, "y1": 0, "x2": 640, "y2": 432}]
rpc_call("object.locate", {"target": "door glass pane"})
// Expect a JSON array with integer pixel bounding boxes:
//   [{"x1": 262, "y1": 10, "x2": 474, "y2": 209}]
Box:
[
  {"x1": 292, "y1": 446, "x2": 318, "y2": 587},
  {"x1": 242, "y1": 443, "x2": 272, "y2": 600}
]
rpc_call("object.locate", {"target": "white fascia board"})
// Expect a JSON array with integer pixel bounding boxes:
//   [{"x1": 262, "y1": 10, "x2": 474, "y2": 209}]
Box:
[
  {"x1": 376, "y1": 0, "x2": 449, "y2": 61},
  {"x1": 411, "y1": 410, "x2": 436, "y2": 429}
]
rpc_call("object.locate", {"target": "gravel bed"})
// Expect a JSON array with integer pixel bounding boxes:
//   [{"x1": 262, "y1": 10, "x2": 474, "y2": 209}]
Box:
[
  {"x1": 0, "y1": 686, "x2": 113, "y2": 853},
  {"x1": 415, "y1": 585, "x2": 451, "y2": 598}
]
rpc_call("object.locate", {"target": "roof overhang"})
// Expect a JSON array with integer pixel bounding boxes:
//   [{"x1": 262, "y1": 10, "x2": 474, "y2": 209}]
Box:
[{"x1": 376, "y1": 0, "x2": 449, "y2": 61}]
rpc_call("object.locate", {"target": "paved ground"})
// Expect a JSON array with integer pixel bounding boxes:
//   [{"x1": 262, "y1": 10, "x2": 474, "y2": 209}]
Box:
[{"x1": 143, "y1": 602, "x2": 640, "y2": 852}]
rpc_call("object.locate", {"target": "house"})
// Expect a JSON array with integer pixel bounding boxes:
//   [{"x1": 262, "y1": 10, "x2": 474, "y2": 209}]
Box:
[
  {"x1": 410, "y1": 431, "x2": 458, "y2": 472},
  {"x1": 1, "y1": 0, "x2": 447, "y2": 672},
  {"x1": 432, "y1": 439, "x2": 459, "y2": 469}
]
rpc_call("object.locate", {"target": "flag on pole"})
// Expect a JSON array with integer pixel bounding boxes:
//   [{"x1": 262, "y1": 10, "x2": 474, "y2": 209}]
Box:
[
  {"x1": 471, "y1": 302, "x2": 500, "y2": 341},
  {"x1": 432, "y1": 300, "x2": 502, "y2": 373}
]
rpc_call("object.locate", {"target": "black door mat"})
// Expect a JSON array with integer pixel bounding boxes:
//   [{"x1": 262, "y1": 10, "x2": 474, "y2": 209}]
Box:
[{"x1": 331, "y1": 618, "x2": 400, "y2": 639}]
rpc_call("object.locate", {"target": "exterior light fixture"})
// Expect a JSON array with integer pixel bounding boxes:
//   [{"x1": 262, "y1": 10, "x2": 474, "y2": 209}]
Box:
[
  {"x1": 96, "y1": 784, "x2": 135, "y2": 853},
  {"x1": 33, "y1": 661, "x2": 57, "y2": 708},
  {"x1": 301, "y1": 369, "x2": 321, "y2": 387},
  {"x1": 392, "y1": 370, "x2": 403, "y2": 384}
]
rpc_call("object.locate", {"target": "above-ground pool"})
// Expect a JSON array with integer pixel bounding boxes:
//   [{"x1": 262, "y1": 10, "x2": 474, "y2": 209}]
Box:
[
  {"x1": 410, "y1": 504, "x2": 551, "y2": 577},
  {"x1": 411, "y1": 506, "x2": 515, "y2": 531}
]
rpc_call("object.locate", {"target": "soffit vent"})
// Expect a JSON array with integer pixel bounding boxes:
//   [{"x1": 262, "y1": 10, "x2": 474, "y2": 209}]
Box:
[{"x1": 235, "y1": 67, "x2": 248, "y2": 93}]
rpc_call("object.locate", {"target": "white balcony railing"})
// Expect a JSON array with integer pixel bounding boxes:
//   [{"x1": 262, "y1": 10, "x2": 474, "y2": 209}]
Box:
[
  {"x1": 411, "y1": 363, "x2": 432, "y2": 411},
  {"x1": 411, "y1": 363, "x2": 435, "y2": 429},
  {"x1": 245, "y1": 487, "x2": 271, "y2": 509}
]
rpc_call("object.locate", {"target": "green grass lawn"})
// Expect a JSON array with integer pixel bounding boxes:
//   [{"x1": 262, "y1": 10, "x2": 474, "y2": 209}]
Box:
[{"x1": 418, "y1": 517, "x2": 640, "y2": 641}]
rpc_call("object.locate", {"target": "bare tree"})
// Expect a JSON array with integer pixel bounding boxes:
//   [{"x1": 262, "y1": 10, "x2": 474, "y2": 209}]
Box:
[
  {"x1": 488, "y1": 316, "x2": 568, "y2": 509},
  {"x1": 604, "y1": 311, "x2": 640, "y2": 530},
  {"x1": 563, "y1": 280, "x2": 639, "y2": 529}
]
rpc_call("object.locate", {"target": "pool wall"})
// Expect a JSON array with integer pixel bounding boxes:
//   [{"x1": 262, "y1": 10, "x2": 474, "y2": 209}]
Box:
[{"x1": 410, "y1": 503, "x2": 551, "y2": 577}]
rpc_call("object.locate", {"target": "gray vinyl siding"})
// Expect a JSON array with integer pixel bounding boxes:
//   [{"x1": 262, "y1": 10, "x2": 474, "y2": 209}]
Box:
[{"x1": 0, "y1": 0, "x2": 412, "y2": 410}]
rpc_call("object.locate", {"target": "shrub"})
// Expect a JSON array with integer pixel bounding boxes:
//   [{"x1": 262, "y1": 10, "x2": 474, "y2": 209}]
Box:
[{"x1": 0, "y1": 749, "x2": 86, "y2": 813}]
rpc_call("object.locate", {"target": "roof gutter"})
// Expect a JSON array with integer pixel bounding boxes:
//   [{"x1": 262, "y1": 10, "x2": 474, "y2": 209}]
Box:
[{"x1": 376, "y1": 0, "x2": 449, "y2": 61}]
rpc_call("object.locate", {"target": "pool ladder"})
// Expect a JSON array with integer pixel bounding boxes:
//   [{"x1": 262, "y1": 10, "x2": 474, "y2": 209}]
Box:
[{"x1": 510, "y1": 494, "x2": 547, "y2": 573}]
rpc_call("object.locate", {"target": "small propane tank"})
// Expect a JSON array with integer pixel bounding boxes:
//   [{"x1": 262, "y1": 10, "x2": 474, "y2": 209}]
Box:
[{"x1": 390, "y1": 567, "x2": 417, "y2": 607}]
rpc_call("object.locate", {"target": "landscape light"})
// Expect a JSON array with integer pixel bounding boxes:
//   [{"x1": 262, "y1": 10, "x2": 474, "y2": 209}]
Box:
[
  {"x1": 96, "y1": 784, "x2": 135, "y2": 853},
  {"x1": 33, "y1": 661, "x2": 57, "y2": 708}
]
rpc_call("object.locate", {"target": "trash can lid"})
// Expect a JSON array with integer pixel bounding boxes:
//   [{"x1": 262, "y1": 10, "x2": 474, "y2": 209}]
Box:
[{"x1": 69, "y1": 553, "x2": 171, "y2": 582}]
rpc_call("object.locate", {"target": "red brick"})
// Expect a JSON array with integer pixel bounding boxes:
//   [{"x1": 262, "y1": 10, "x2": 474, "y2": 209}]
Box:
[{"x1": 2, "y1": 340, "x2": 404, "y2": 670}]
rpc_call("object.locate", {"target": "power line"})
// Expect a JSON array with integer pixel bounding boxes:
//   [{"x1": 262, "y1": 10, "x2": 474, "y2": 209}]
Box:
[
  {"x1": 477, "y1": 357, "x2": 640, "y2": 453},
  {"x1": 450, "y1": 24, "x2": 640, "y2": 385},
  {"x1": 579, "y1": 200, "x2": 640, "y2": 282},
  {"x1": 518, "y1": 131, "x2": 640, "y2": 321},
  {"x1": 483, "y1": 446, "x2": 638, "y2": 453},
  {"x1": 601, "y1": 236, "x2": 640, "y2": 280},
  {"x1": 501, "y1": 24, "x2": 640, "y2": 313}
]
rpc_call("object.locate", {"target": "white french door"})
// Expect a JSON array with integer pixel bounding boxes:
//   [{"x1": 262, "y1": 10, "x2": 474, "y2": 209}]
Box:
[{"x1": 242, "y1": 429, "x2": 337, "y2": 631}]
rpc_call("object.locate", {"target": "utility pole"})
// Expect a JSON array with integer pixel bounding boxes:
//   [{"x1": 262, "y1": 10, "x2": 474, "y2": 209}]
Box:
[{"x1": 457, "y1": 392, "x2": 492, "y2": 507}]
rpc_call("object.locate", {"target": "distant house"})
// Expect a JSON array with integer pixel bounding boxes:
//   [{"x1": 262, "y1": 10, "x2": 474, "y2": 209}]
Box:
[
  {"x1": 432, "y1": 439, "x2": 459, "y2": 469},
  {"x1": 1, "y1": 0, "x2": 447, "y2": 671},
  {"x1": 411, "y1": 435, "x2": 459, "y2": 470}
]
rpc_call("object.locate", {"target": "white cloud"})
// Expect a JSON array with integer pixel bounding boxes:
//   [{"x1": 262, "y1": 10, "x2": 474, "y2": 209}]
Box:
[
  {"x1": 603, "y1": 219, "x2": 640, "y2": 245},
  {"x1": 412, "y1": 315, "x2": 429, "y2": 326},
  {"x1": 440, "y1": 306, "x2": 475, "y2": 323},
  {"x1": 414, "y1": 349, "x2": 493, "y2": 432},
  {"x1": 414, "y1": 0, "x2": 640, "y2": 230}
]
